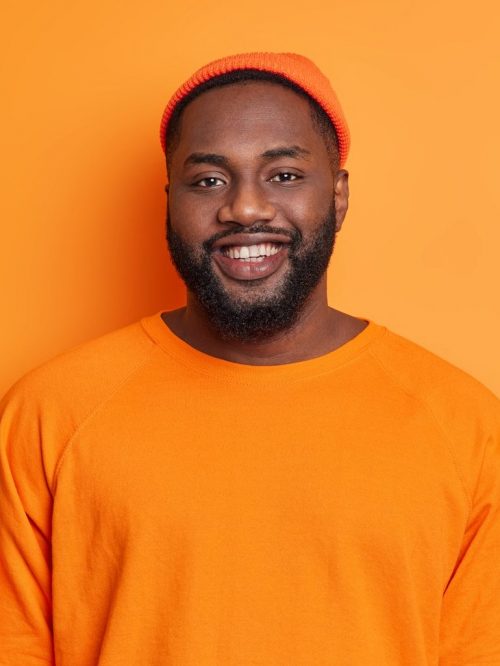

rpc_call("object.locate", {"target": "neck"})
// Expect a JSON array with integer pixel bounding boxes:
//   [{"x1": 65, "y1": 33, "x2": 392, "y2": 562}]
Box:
[{"x1": 161, "y1": 280, "x2": 367, "y2": 366}]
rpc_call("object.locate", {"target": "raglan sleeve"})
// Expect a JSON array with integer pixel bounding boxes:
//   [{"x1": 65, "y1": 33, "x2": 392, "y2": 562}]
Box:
[
  {"x1": 439, "y1": 391, "x2": 500, "y2": 664},
  {"x1": 0, "y1": 378, "x2": 55, "y2": 664}
]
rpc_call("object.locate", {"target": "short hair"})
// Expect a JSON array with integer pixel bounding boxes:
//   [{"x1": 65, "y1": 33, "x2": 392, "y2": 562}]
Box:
[{"x1": 164, "y1": 68, "x2": 340, "y2": 175}]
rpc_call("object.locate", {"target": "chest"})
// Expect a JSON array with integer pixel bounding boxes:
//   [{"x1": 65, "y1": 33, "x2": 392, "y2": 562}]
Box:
[{"x1": 54, "y1": 378, "x2": 468, "y2": 582}]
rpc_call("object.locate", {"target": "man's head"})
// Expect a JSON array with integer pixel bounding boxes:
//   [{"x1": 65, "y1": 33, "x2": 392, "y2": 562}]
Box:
[{"x1": 160, "y1": 53, "x2": 350, "y2": 343}]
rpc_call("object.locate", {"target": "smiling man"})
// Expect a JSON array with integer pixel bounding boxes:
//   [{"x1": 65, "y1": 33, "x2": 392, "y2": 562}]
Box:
[
  {"x1": 162, "y1": 62, "x2": 361, "y2": 360},
  {"x1": 1, "y1": 52, "x2": 500, "y2": 666}
]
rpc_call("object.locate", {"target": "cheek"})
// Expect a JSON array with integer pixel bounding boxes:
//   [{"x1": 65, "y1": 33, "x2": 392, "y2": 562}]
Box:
[
  {"x1": 278, "y1": 178, "x2": 333, "y2": 216},
  {"x1": 280, "y1": 194, "x2": 332, "y2": 233},
  {"x1": 168, "y1": 195, "x2": 213, "y2": 244}
]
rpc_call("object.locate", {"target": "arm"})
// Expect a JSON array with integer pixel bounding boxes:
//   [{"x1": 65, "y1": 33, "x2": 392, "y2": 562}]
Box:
[
  {"x1": 439, "y1": 408, "x2": 500, "y2": 664},
  {"x1": 0, "y1": 383, "x2": 54, "y2": 664}
]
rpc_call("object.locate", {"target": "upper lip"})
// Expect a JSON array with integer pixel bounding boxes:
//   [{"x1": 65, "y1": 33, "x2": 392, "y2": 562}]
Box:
[{"x1": 212, "y1": 233, "x2": 292, "y2": 250}]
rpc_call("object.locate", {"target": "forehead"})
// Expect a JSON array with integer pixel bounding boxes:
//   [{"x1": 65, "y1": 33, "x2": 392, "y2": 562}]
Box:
[{"x1": 174, "y1": 81, "x2": 321, "y2": 152}]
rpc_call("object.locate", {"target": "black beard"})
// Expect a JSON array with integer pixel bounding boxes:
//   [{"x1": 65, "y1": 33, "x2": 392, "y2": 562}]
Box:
[{"x1": 166, "y1": 206, "x2": 337, "y2": 343}]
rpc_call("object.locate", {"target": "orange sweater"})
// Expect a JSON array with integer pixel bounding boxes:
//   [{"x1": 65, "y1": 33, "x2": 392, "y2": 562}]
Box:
[{"x1": 1, "y1": 310, "x2": 499, "y2": 665}]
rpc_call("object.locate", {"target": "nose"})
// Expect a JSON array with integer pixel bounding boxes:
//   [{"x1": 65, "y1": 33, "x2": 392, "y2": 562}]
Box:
[{"x1": 217, "y1": 179, "x2": 276, "y2": 227}]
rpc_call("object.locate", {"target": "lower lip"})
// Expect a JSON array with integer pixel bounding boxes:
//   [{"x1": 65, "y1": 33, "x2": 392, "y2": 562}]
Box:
[{"x1": 212, "y1": 247, "x2": 289, "y2": 281}]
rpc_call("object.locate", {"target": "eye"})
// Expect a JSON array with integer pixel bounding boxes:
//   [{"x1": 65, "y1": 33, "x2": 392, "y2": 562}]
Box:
[
  {"x1": 269, "y1": 172, "x2": 301, "y2": 183},
  {"x1": 193, "y1": 176, "x2": 226, "y2": 188}
]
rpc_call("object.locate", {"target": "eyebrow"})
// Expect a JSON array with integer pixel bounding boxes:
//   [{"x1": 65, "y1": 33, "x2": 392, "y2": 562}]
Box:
[
  {"x1": 183, "y1": 145, "x2": 311, "y2": 168},
  {"x1": 184, "y1": 152, "x2": 230, "y2": 168},
  {"x1": 261, "y1": 145, "x2": 311, "y2": 160}
]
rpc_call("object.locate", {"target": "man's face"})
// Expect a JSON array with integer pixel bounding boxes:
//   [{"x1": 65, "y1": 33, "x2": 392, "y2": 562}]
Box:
[{"x1": 166, "y1": 81, "x2": 349, "y2": 341}]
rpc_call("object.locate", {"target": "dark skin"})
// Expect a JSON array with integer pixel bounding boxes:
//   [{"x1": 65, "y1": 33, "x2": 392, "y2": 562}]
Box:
[{"x1": 163, "y1": 81, "x2": 368, "y2": 365}]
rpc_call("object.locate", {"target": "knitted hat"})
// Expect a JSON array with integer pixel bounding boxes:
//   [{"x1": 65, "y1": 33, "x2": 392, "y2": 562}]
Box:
[{"x1": 159, "y1": 52, "x2": 350, "y2": 168}]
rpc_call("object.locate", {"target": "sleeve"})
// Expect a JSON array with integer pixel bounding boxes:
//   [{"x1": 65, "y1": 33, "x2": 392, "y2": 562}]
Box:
[
  {"x1": 439, "y1": 399, "x2": 500, "y2": 664},
  {"x1": 0, "y1": 381, "x2": 55, "y2": 664}
]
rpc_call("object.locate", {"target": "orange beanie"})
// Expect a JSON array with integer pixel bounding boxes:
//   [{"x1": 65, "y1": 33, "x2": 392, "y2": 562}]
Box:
[{"x1": 159, "y1": 52, "x2": 350, "y2": 167}]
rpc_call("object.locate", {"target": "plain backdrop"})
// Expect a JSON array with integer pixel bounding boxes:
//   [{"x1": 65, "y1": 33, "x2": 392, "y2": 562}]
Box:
[{"x1": 1, "y1": 0, "x2": 499, "y2": 396}]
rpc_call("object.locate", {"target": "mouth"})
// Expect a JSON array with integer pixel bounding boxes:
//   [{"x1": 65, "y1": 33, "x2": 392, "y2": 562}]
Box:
[{"x1": 211, "y1": 233, "x2": 292, "y2": 281}]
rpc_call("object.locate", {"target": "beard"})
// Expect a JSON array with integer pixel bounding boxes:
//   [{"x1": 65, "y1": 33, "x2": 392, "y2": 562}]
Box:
[{"x1": 166, "y1": 205, "x2": 337, "y2": 343}]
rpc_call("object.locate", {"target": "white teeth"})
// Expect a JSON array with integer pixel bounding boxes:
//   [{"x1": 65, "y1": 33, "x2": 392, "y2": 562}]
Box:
[{"x1": 224, "y1": 242, "x2": 282, "y2": 260}]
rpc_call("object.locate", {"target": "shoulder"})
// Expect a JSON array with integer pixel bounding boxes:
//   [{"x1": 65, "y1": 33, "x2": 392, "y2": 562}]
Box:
[
  {"x1": 2, "y1": 316, "x2": 156, "y2": 408},
  {"x1": 369, "y1": 325, "x2": 499, "y2": 412},
  {"x1": 0, "y1": 316, "x2": 158, "y2": 479},
  {"x1": 368, "y1": 325, "x2": 500, "y2": 502}
]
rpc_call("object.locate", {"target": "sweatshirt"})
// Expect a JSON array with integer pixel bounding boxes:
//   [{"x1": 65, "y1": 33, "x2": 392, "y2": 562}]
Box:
[{"x1": 1, "y1": 310, "x2": 499, "y2": 665}]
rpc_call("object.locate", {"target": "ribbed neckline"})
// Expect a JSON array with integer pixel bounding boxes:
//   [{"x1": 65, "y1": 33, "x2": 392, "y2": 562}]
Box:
[{"x1": 140, "y1": 310, "x2": 387, "y2": 383}]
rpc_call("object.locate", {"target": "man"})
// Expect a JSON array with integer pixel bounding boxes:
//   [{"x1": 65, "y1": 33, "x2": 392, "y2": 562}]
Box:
[{"x1": 0, "y1": 52, "x2": 499, "y2": 665}]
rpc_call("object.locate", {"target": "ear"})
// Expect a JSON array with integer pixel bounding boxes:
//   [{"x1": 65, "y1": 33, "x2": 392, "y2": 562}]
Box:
[{"x1": 333, "y1": 169, "x2": 349, "y2": 232}]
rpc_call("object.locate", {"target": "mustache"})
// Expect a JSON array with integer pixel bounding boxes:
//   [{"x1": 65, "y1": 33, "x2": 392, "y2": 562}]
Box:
[
  {"x1": 165, "y1": 209, "x2": 302, "y2": 252},
  {"x1": 202, "y1": 224, "x2": 301, "y2": 253}
]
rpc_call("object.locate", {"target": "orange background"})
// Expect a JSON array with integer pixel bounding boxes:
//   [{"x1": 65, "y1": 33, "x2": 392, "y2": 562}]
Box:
[{"x1": 1, "y1": 0, "x2": 499, "y2": 396}]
